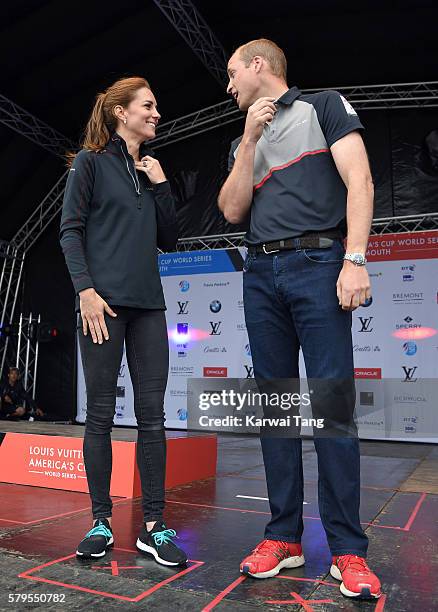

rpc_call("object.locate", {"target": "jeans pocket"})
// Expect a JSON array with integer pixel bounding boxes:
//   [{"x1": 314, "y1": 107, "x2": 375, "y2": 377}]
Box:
[
  {"x1": 243, "y1": 253, "x2": 256, "y2": 273},
  {"x1": 302, "y1": 242, "x2": 345, "y2": 264}
]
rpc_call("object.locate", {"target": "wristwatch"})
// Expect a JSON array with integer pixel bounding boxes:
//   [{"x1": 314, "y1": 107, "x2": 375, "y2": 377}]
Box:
[{"x1": 343, "y1": 253, "x2": 367, "y2": 266}]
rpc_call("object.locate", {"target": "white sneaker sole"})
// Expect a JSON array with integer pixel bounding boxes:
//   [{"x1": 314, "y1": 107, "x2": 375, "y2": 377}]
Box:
[
  {"x1": 76, "y1": 536, "x2": 114, "y2": 558},
  {"x1": 330, "y1": 564, "x2": 381, "y2": 599},
  {"x1": 136, "y1": 538, "x2": 187, "y2": 566},
  {"x1": 241, "y1": 554, "x2": 305, "y2": 579}
]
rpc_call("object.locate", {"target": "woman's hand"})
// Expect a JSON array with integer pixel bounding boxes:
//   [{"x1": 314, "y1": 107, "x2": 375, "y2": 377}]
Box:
[
  {"x1": 79, "y1": 288, "x2": 117, "y2": 343},
  {"x1": 135, "y1": 155, "x2": 167, "y2": 184}
]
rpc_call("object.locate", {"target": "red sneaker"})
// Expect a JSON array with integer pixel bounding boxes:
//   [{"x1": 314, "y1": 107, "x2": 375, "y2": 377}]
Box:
[
  {"x1": 240, "y1": 539, "x2": 305, "y2": 579},
  {"x1": 330, "y1": 555, "x2": 382, "y2": 599}
]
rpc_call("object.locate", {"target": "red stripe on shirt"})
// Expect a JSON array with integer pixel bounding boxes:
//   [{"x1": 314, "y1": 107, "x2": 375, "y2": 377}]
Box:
[{"x1": 254, "y1": 148, "x2": 329, "y2": 190}]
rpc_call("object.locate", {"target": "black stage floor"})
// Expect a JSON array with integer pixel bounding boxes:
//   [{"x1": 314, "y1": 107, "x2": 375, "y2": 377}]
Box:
[{"x1": 0, "y1": 429, "x2": 436, "y2": 611}]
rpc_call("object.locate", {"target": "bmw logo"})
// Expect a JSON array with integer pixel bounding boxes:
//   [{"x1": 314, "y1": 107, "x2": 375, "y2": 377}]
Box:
[
  {"x1": 210, "y1": 300, "x2": 222, "y2": 313},
  {"x1": 363, "y1": 296, "x2": 373, "y2": 307}
]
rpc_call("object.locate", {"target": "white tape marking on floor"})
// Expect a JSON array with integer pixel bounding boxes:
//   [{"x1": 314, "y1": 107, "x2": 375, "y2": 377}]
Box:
[{"x1": 236, "y1": 495, "x2": 308, "y2": 504}]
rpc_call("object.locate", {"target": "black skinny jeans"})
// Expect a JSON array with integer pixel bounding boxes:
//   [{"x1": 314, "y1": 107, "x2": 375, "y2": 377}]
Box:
[{"x1": 78, "y1": 307, "x2": 168, "y2": 522}]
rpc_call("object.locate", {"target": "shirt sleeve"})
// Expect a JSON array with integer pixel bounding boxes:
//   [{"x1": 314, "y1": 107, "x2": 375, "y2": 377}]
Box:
[
  {"x1": 227, "y1": 136, "x2": 243, "y2": 173},
  {"x1": 59, "y1": 150, "x2": 95, "y2": 295},
  {"x1": 314, "y1": 90, "x2": 364, "y2": 148},
  {"x1": 153, "y1": 181, "x2": 179, "y2": 252}
]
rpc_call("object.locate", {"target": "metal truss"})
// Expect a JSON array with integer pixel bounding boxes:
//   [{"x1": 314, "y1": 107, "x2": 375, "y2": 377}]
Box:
[
  {"x1": 174, "y1": 213, "x2": 438, "y2": 251},
  {"x1": 151, "y1": 0, "x2": 228, "y2": 86},
  {"x1": 153, "y1": 81, "x2": 438, "y2": 148},
  {"x1": 12, "y1": 171, "x2": 70, "y2": 252},
  {"x1": 0, "y1": 93, "x2": 76, "y2": 159},
  {"x1": 0, "y1": 172, "x2": 69, "y2": 377},
  {"x1": 15, "y1": 313, "x2": 40, "y2": 406},
  {"x1": 370, "y1": 212, "x2": 438, "y2": 234},
  {"x1": 304, "y1": 81, "x2": 438, "y2": 111},
  {"x1": 0, "y1": 244, "x2": 26, "y2": 377}
]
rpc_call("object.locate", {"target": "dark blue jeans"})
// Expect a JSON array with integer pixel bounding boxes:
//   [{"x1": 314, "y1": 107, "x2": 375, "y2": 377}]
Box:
[{"x1": 243, "y1": 240, "x2": 368, "y2": 557}]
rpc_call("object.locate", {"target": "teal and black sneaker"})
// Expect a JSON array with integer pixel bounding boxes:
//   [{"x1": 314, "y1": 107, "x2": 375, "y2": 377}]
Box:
[
  {"x1": 136, "y1": 522, "x2": 187, "y2": 566},
  {"x1": 76, "y1": 518, "x2": 114, "y2": 558}
]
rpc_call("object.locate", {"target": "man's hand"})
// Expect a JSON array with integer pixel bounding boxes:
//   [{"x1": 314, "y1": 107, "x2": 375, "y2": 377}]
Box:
[
  {"x1": 79, "y1": 288, "x2": 117, "y2": 344},
  {"x1": 337, "y1": 262, "x2": 371, "y2": 311},
  {"x1": 4, "y1": 395, "x2": 12, "y2": 404},
  {"x1": 135, "y1": 155, "x2": 167, "y2": 184},
  {"x1": 243, "y1": 97, "x2": 277, "y2": 144}
]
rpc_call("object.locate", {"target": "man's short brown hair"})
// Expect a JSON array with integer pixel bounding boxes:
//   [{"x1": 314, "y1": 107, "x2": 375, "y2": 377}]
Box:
[{"x1": 236, "y1": 39, "x2": 287, "y2": 82}]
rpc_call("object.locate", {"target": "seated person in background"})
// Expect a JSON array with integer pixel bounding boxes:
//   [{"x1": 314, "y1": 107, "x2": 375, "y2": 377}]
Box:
[{"x1": 0, "y1": 367, "x2": 43, "y2": 419}]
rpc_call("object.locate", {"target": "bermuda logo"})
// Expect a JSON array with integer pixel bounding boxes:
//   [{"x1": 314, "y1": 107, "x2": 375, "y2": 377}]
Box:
[
  {"x1": 177, "y1": 301, "x2": 189, "y2": 315},
  {"x1": 402, "y1": 366, "x2": 418, "y2": 382},
  {"x1": 403, "y1": 341, "x2": 417, "y2": 356},
  {"x1": 358, "y1": 317, "x2": 373, "y2": 332},
  {"x1": 210, "y1": 322, "x2": 222, "y2": 336}
]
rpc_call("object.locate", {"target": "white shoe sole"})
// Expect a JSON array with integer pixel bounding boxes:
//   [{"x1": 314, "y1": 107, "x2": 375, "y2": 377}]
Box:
[
  {"x1": 76, "y1": 536, "x2": 114, "y2": 558},
  {"x1": 136, "y1": 538, "x2": 187, "y2": 566},
  {"x1": 241, "y1": 554, "x2": 305, "y2": 579},
  {"x1": 330, "y1": 564, "x2": 381, "y2": 599}
]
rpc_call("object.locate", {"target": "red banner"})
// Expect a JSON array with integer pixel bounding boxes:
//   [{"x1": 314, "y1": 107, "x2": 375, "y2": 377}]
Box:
[{"x1": 366, "y1": 230, "x2": 438, "y2": 262}]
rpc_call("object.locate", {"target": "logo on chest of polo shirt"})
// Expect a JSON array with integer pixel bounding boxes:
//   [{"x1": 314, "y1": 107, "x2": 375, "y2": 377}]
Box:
[{"x1": 290, "y1": 118, "x2": 309, "y2": 130}]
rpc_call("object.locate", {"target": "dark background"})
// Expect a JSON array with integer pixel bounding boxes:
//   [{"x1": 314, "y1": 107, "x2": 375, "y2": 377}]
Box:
[{"x1": 1, "y1": 1, "x2": 437, "y2": 419}]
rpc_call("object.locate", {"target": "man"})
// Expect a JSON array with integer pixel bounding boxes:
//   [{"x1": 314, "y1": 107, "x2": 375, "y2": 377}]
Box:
[
  {"x1": 0, "y1": 367, "x2": 40, "y2": 419},
  {"x1": 218, "y1": 39, "x2": 381, "y2": 599}
]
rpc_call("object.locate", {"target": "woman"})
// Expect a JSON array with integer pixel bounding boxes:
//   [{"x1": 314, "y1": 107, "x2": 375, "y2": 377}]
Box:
[{"x1": 60, "y1": 77, "x2": 187, "y2": 566}]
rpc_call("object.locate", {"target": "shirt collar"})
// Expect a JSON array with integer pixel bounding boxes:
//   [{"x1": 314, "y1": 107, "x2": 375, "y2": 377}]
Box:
[
  {"x1": 109, "y1": 132, "x2": 154, "y2": 157},
  {"x1": 275, "y1": 86, "x2": 301, "y2": 106}
]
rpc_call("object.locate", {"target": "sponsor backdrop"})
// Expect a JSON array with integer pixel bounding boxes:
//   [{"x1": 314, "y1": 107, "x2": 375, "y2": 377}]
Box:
[{"x1": 77, "y1": 231, "x2": 438, "y2": 442}]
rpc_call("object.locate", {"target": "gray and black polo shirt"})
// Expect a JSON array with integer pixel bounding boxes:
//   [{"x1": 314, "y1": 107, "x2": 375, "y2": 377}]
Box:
[{"x1": 228, "y1": 86, "x2": 364, "y2": 245}]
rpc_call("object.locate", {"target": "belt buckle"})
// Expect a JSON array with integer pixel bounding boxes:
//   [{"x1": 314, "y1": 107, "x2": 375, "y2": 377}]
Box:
[{"x1": 262, "y1": 243, "x2": 280, "y2": 255}]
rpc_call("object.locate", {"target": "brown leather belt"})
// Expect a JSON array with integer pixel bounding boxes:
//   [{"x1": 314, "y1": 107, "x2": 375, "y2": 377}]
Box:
[{"x1": 248, "y1": 231, "x2": 343, "y2": 255}]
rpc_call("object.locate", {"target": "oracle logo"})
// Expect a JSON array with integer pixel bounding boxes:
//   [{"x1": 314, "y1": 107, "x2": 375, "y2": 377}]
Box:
[
  {"x1": 354, "y1": 368, "x2": 382, "y2": 379},
  {"x1": 203, "y1": 367, "x2": 228, "y2": 377}
]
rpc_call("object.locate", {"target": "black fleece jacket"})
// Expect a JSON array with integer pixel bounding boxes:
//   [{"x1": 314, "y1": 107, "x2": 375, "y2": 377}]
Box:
[{"x1": 60, "y1": 133, "x2": 178, "y2": 310}]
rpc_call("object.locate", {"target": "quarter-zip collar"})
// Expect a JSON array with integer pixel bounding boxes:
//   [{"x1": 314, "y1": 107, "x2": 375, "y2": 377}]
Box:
[{"x1": 108, "y1": 133, "x2": 155, "y2": 202}]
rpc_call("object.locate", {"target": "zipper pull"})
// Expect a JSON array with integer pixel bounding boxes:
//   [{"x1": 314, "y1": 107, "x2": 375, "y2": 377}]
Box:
[{"x1": 137, "y1": 194, "x2": 142, "y2": 209}]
